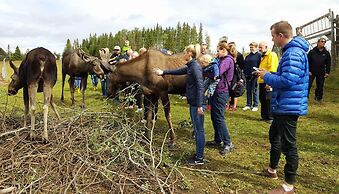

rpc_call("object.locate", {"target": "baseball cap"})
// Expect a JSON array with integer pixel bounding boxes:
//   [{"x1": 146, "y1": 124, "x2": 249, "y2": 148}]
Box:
[
  {"x1": 219, "y1": 36, "x2": 228, "y2": 43},
  {"x1": 113, "y1": 46, "x2": 121, "y2": 50}
]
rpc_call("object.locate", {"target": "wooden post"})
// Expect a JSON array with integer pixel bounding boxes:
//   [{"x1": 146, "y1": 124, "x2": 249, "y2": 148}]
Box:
[
  {"x1": 329, "y1": 10, "x2": 336, "y2": 68},
  {"x1": 335, "y1": 14, "x2": 339, "y2": 67}
]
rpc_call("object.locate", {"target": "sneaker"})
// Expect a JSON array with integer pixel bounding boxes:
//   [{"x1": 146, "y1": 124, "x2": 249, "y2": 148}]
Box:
[
  {"x1": 242, "y1": 106, "x2": 251, "y2": 111},
  {"x1": 268, "y1": 186, "x2": 295, "y2": 194},
  {"x1": 260, "y1": 118, "x2": 273, "y2": 124},
  {"x1": 125, "y1": 105, "x2": 134, "y2": 109},
  {"x1": 251, "y1": 107, "x2": 258, "y2": 112},
  {"x1": 227, "y1": 105, "x2": 236, "y2": 111},
  {"x1": 187, "y1": 156, "x2": 204, "y2": 166},
  {"x1": 207, "y1": 105, "x2": 211, "y2": 111},
  {"x1": 266, "y1": 119, "x2": 273, "y2": 124},
  {"x1": 206, "y1": 140, "x2": 222, "y2": 147},
  {"x1": 135, "y1": 108, "x2": 143, "y2": 113},
  {"x1": 141, "y1": 119, "x2": 147, "y2": 124},
  {"x1": 219, "y1": 143, "x2": 234, "y2": 155},
  {"x1": 263, "y1": 167, "x2": 278, "y2": 179}
]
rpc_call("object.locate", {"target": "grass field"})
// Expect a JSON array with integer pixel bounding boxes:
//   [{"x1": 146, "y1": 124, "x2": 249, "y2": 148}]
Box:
[{"x1": 0, "y1": 60, "x2": 338, "y2": 193}]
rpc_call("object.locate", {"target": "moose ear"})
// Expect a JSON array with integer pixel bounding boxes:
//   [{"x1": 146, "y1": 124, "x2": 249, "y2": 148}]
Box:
[
  {"x1": 9, "y1": 61, "x2": 18, "y2": 74},
  {"x1": 82, "y1": 55, "x2": 91, "y2": 63}
]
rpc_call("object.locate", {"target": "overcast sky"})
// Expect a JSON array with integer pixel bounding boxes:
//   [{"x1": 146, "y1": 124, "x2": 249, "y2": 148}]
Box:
[{"x1": 1, "y1": 0, "x2": 338, "y2": 54}]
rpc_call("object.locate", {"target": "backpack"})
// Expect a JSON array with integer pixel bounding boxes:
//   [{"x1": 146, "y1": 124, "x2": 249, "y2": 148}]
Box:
[{"x1": 225, "y1": 62, "x2": 246, "y2": 98}]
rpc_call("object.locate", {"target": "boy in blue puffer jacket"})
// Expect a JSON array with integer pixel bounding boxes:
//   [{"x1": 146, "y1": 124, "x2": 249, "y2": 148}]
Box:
[
  {"x1": 258, "y1": 21, "x2": 309, "y2": 194},
  {"x1": 199, "y1": 54, "x2": 220, "y2": 98}
]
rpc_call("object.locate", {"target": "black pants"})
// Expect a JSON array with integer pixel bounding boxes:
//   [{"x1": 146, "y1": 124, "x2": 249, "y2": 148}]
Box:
[
  {"x1": 308, "y1": 74, "x2": 325, "y2": 100},
  {"x1": 259, "y1": 83, "x2": 273, "y2": 120},
  {"x1": 269, "y1": 115, "x2": 299, "y2": 185}
]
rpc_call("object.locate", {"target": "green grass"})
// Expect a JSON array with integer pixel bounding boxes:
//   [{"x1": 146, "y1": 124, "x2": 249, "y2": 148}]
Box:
[{"x1": 0, "y1": 60, "x2": 338, "y2": 193}]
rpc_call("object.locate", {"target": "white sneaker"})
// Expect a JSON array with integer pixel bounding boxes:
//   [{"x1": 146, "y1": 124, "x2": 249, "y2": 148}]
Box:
[
  {"x1": 125, "y1": 105, "x2": 134, "y2": 109},
  {"x1": 135, "y1": 108, "x2": 143, "y2": 113},
  {"x1": 252, "y1": 107, "x2": 258, "y2": 112},
  {"x1": 242, "y1": 106, "x2": 251, "y2": 111},
  {"x1": 141, "y1": 119, "x2": 147, "y2": 123}
]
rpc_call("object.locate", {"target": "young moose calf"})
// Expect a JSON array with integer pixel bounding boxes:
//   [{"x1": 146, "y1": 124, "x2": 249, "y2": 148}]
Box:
[{"x1": 8, "y1": 47, "x2": 60, "y2": 142}]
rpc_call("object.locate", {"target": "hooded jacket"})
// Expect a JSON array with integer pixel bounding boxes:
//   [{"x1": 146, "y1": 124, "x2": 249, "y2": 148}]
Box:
[
  {"x1": 263, "y1": 36, "x2": 309, "y2": 116},
  {"x1": 258, "y1": 49, "x2": 279, "y2": 83}
]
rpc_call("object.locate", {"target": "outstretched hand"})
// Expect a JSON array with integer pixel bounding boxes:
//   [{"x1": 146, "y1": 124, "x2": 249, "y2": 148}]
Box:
[{"x1": 153, "y1": 68, "x2": 164, "y2": 76}]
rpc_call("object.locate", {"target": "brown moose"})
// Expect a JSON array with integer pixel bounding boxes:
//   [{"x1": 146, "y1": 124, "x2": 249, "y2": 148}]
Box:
[
  {"x1": 106, "y1": 49, "x2": 187, "y2": 146},
  {"x1": 61, "y1": 48, "x2": 105, "y2": 108},
  {"x1": 8, "y1": 47, "x2": 61, "y2": 142}
]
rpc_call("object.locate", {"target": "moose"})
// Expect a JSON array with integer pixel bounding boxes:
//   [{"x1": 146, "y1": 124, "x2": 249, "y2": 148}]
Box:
[
  {"x1": 102, "y1": 49, "x2": 187, "y2": 146},
  {"x1": 8, "y1": 47, "x2": 61, "y2": 142},
  {"x1": 61, "y1": 48, "x2": 105, "y2": 108}
]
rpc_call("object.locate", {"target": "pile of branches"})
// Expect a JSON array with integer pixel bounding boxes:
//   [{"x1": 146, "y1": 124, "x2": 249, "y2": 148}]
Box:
[{"x1": 0, "y1": 106, "x2": 184, "y2": 193}]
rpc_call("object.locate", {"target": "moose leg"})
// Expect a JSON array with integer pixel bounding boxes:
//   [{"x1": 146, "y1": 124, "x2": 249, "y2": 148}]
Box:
[
  {"x1": 145, "y1": 96, "x2": 153, "y2": 139},
  {"x1": 23, "y1": 87, "x2": 29, "y2": 128},
  {"x1": 145, "y1": 95, "x2": 157, "y2": 138},
  {"x1": 50, "y1": 94, "x2": 61, "y2": 120},
  {"x1": 81, "y1": 76, "x2": 88, "y2": 109},
  {"x1": 42, "y1": 85, "x2": 52, "y2": 142},
  {"x1": 160, "y1": 93, "x2": 175, "y2": 146},
  {"x1": 68, "y1": 76, "x2": 75, "y2": 107},
  {"x1": 28, "y1": 84, "x2": 38, "y2": 140},
  {"x1": 61, "y1": 72, "x2": 66, "y2": 102}
]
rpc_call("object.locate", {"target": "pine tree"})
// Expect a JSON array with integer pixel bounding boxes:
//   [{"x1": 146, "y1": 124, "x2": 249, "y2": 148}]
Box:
[
  {"x1": 64, "y1": 39, "x2": 72, "y2": 53},
  {"x1": 198, "y1": 23, "x2": 203, "y2": 44},
  {"x1": 12, "y1": 46, "x2": 22, "y2": 60},
  {"x1": 75, "y1": 22, "x2": 208, "y2": 55},
  {"x1": 190, "y1": 24, "x2": 198, "y2": 44}
]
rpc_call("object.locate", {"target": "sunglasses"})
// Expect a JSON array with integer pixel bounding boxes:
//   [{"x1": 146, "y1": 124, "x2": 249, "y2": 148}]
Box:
[{"x1": 320, "y1": 40, "x2": 326, "y2": 43}]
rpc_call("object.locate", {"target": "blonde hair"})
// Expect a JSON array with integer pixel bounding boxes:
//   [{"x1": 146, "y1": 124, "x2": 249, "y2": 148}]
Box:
[
  {"x1": 198, "y1": 54, "x2": 213, "y2": 68},
  {"x1": 249, "y1": 42, "x2": 258, "y2": 47},
  {"x1": 185, "y1": 44, "x2": 201, "y2": 59},
  {"x1": 218, "y1": 42, "x2": 237, "y2": 59}
]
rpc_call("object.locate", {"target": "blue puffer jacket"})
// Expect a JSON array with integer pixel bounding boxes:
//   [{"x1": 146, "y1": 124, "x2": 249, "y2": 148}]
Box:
[{"x1": 263, "y1": 36, "x2": 309, "y2": 116}]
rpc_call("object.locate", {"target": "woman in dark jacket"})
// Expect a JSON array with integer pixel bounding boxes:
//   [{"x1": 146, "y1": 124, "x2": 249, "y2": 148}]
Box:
[{"x1": 154, "y1": 44, "x2": 205, "y2": 165}]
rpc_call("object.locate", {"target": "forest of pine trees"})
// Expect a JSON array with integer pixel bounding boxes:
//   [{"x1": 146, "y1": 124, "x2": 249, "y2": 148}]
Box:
[
  {"x1": 0, "y1": 22, "x2": 210, "y2": 61},
  {"x1": 66, "y1": 22, "x2": 210, "y2": 57}
]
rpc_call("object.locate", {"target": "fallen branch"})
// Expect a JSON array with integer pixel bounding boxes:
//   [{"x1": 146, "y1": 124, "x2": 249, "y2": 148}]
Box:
[{"x1": 0, "y1": 187, "x2": 16, "y2": 194}]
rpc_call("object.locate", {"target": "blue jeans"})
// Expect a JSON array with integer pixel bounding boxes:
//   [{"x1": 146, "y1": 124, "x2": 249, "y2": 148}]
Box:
[
  {"x1": 210, "y1": 92, "x2": 231, "y2": 146},
  {"x1": 101, "y1": 74, "x2": 110, "y2": 96},
  {"x1": 74, "y1": 77, "x2": 81, "y2": 88},
  {"x1": 91, "y1": 74, "x2": 98, "y2": 87},
  {"x1": 189, "y1": 105, "x2": 205, "y2": 159},
  {"x1": 246, "y1": 77, "x2": 258, "y2": 107}
]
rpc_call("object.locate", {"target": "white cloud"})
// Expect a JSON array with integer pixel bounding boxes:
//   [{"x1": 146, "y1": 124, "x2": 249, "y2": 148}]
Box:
[{"x1": 0, "y1": 0, "x2": 338, "y2": 54}]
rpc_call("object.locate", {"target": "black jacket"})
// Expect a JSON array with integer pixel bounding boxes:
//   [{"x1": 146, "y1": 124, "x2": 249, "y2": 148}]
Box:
[
  {"x1": 163, "y1": 59, "x2": 204, "y2": 107},
  {"x1": 307, "y1": 47, "x2": 331, "y2": 75},
  {"x1": 236, "y1": 51, "x2": 245, "y2": 70},
  {"x1": 243, "y1": 52, "x2": 261, "y2": 77}
]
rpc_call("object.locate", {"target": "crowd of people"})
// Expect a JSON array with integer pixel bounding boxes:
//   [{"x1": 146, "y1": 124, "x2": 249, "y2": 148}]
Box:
[
  {"x1": 81, "y1": 20, "x2": 330, "y2": 194},
  {"x1": 153, "y1": 20, "x2": 330, "y2": 194}
]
